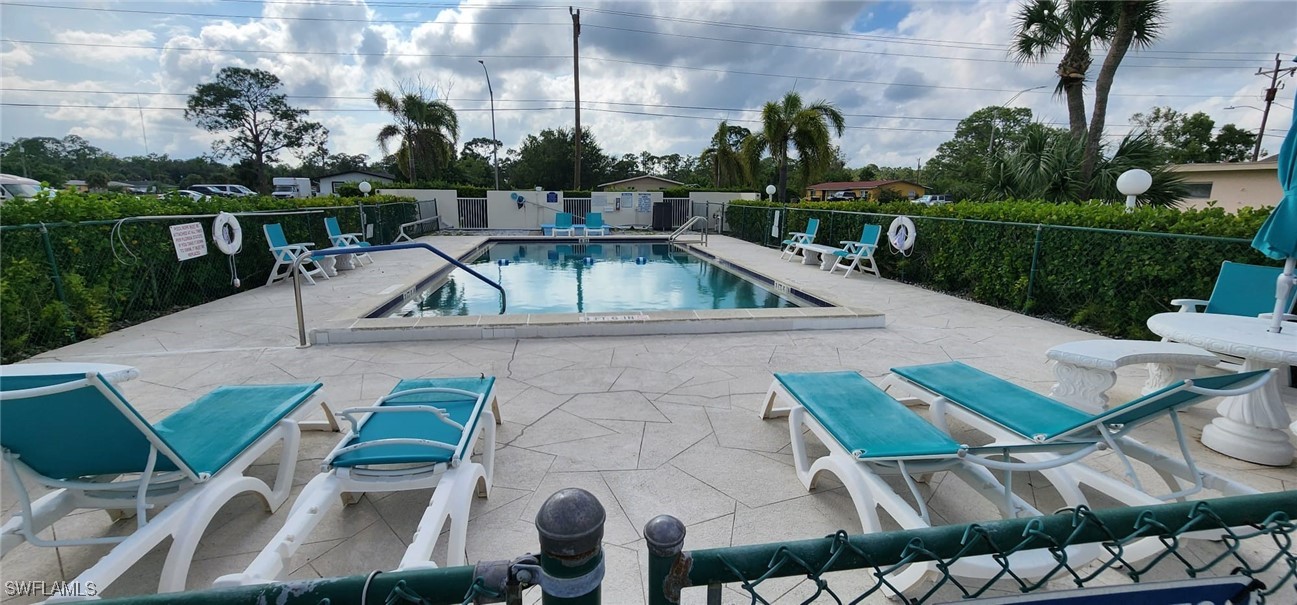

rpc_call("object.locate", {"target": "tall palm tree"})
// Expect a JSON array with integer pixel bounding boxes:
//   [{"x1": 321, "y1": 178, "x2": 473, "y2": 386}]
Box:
[
  {"x1": 700, "y1": 121, "x2": 749, "y2": 188},
  {"x1": 373, "y1": 88, "x2": 460, "y2": 182},
  {"x1": 1082, "y1": 0, "x2": 1164, "y2": 196},
  {"x1": 1011, "y1": 0, "x2": 1113, "y2": 138},
  {"x1": 756, "y1": 92, "x2": 845, "y2": 202}
]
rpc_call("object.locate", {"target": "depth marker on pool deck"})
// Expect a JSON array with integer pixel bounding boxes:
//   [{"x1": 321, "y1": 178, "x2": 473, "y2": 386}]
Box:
[{"x1": 580, "y1": 314, "x2": 650, "y2": 322}]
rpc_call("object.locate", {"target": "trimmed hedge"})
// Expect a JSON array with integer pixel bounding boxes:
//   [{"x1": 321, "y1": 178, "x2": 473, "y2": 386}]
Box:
[
  {"x1": 725, "y1": 200, "x2": 1274, "y2": 339},
  {"x1": 0, "y1": 191, "x2": 420, "y2": 362}
]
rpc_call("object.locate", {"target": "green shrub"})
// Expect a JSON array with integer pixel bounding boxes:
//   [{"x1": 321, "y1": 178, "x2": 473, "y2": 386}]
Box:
[{"x1": 725, "y1": 199, "x2": 1272, "y2": 339}]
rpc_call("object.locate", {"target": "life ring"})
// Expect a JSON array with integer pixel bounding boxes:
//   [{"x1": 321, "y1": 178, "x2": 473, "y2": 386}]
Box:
[
  {"x1": 213, "y1": 212, "x2": 242, "y2": 255},
  {"x1": 887, "y1": 216, "x2": 917, "y2": 253}
]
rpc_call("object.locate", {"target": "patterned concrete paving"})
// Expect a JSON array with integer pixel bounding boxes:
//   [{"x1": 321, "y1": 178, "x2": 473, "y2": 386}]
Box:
[{"x1": 2, "y1": 234, "x2": 1294, "y2": 604}]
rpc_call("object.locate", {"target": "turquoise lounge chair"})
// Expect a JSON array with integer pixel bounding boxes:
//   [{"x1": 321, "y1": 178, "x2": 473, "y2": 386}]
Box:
[
  {"x1": 216, "y1": 376, "x2": 501, "y2": 585},
  {"x1": 584, "y1": 212, "x2": 608, "y2": 236},
  {"x1": 1173, "y1": 260, "x2": 1295, "y2": 318},
  {"x1": 263, "y1": 223, "x2": 328, "y2": 286},
  {"x1": 324, "y1": 216, "x2": 374, "y2": 265},
  {"x1": 0, "y1": 372, "x2": 321, "y2": 597},
  {"x1": 759, "y1": 371, "x2": 1096, "y2": 594},
  {"x1": 779, "y1": 217, "x2": 819, "y2": 261},
  {"x1": 885, "y1": 361, "x2": 1271, "y2": 508},
  {"x1": 552, "y1": 212, "x2": 574, "y2": 237},
  {"x1": 830, "y1": 224, "x2": 881, "y2": 278}
]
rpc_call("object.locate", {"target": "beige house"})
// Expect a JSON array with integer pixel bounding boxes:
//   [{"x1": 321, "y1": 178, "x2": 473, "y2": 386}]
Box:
[
  {"x1": 805, "y1": 180, "x2": 926, "y2": 201},
  {"x1": 597, "y1": 174, "x2": 683, "y2": 191},
  {"x1": 1168, "y1": 158, "x2": 1281, "y2": 212}
]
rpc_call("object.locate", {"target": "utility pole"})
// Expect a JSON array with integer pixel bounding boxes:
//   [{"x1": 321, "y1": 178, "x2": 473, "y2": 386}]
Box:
[
  {"x1": 1251, "y1": 53, "x2": 1296, "y2": 162},
  {"x1": 571, "y1": 7, "x2": 582, "y2": 190}
]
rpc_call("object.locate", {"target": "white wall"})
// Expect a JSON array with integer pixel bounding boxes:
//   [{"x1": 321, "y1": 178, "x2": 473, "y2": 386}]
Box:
[
  {"x1": 485, "y1": 190, "x2": 565, "y2": 229},
  {"x1": 688, "y1": 191, "x2": 758, "y2": 204},
  {"x1": 592, "y1": 191, "x2": 661, "y2": 226}
]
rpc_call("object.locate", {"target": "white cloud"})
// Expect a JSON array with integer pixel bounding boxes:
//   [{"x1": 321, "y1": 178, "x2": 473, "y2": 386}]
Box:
[{"x1": 55, "y1": 29, "x2": 158, "y2": 62}]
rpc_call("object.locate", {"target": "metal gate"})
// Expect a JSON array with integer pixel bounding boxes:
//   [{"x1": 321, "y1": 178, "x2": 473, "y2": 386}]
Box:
[
  {"x1": 564, "y1": 198, "x2": 592, "y2": 221},
  {"x1": 457, "y1": 198, "x2": 488, "y2": 229}
]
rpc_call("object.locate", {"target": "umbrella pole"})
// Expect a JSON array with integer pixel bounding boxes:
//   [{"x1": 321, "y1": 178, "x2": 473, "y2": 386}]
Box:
[{"x1": 1270, "y1": 257, "x2": 1296, "y2": 333}]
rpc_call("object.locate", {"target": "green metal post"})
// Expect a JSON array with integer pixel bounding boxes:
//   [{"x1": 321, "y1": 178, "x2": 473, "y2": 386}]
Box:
[
  {"x1": 1023, "y1": 224, "x2": 1044, "y2": 312},
  {"x1": 38, "y1": 222, "x2": 76, "y2": 341},
  {"x1": 535, "y1": 488, "x2": 605, "y2": 604},
  {"x1": 645, "y1": 515, "x2": 688, "y2": 605}
]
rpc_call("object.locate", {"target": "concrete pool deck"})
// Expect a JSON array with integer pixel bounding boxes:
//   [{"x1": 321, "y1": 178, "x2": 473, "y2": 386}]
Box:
[{"x1": 2, "y1": 234, "x2": 1294, "y2": 603}]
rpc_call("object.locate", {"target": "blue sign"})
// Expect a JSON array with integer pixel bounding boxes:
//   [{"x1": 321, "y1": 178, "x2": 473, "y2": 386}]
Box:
[{"x1": 546, "y1": 191, "x2": 558, "y2": 204}]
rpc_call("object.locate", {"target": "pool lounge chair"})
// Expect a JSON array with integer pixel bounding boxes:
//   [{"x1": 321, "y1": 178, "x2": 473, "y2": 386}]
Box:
[
  {"x1": 779, "y1": 218, "x2": 820, "y2": 261},
  {"x1": 215, "y1": 376, "x2": 501, "y2": 586},
  {"x1": 883, "y1": 361, "x2": 1272, "y2": 508},
  {"x1": 829, "y1": 224, "x2": 881, "y2": 278},
  {"x1": 264, "y1": 223, "x2": 329, "y2": 286},
  {"x1": 759, "y1": 371, "x2": 1098, "y2": 594},
  {"x1": 0, "y1": 372, "x2": 322, "y2": 598},
  {"x1": 324, "y1": 216, "x2": 374, "y2": 265},
  {"x1": 552, "y1": 212, "x2": 575, "y2": 237},
  {"x1": 584, "y1": 212, "x2": 608, "y2": 236}
]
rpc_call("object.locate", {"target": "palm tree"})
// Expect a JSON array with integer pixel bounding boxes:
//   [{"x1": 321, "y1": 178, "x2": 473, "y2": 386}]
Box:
[
  {"x1": 754, "y1": 92, "x2": 845, "y2": 202},
  {"x1": 1082, "y1": 1, "x2": 1164, "y2": 196},
  {"x1": 699, "y1": 121, "x2": 749, "y2": 188},
  {"x1": 373, "y1": 88, "x2": 460, "y2": 182},
  {"x1": 1011, "y1": 0, "x2": 1113, "y2": 138}
]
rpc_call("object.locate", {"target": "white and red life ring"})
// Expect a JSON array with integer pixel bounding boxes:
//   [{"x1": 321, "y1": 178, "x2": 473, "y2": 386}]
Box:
[
  {"x1": 213, "y1": 212, "x2": 243, "y2": 255},
  {"x1": 888, "y1": 216, "x2": 917, "y2": 254}
]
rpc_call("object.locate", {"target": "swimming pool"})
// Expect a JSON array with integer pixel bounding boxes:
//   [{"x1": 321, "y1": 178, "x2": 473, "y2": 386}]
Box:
[{"x1": 389, "y1": 241, "x2": 809, "y2": 317}]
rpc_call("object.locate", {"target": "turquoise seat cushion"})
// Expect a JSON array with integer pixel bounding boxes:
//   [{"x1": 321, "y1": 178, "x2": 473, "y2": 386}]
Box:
[
  {"x1": 1098, "y1": 370, "x2": 1269, "y2": 427},
  {"x1": 775, "y1": 371, "x2": 960, "y2": 460},
  {"x1": 153, "y1": 383, "x2": 322, "y2": 477},
  {"x1": 331, "y1": 376, "x2": 495, "y2": 468},
  {"x1": 1205, "y1": 262, "x2": 1290, "y2": 317},
  {"x1": 891, "y1": 362, "x2": 1092, "y2": 441}
]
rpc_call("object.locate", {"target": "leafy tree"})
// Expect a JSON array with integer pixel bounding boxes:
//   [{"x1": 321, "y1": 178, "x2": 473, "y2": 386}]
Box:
[
  {"x1": 185, "y1": 67, "x2": 328, "y2": 191},
  {"x1": 858, "y1": 164, "x2": 880, "y2": 181},
  {"x1": 1012, "y1": 0, "x2": 1112, "y2": 137},
  {"x1": 84, "y1": 171, "x2": 109, "y2": 191},
  {"x1": 744, "y1": 92, "x2": 845, "y2": 202},
  {"x1": 1082, "y1": 0, "x2": 1165, "y2": 195},
  {"x1": 461, "y1": 137, "x2": 501, "y2": 161},
  {"x1": 374, "y1": 86, "x2": 460, "y2": 182},
  {"x1": 1131, "y1": 107, "x2": 1260, "y2": 164},
  {"x1": 507, "y1": 128, "x2": 610, "y2": 190},
  {"x1": 924, "y1": 106, "x2": 1034, "y2": 200}
]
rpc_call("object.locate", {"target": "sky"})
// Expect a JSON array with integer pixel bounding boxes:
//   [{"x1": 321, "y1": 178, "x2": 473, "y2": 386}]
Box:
[{"x1": 1, "y1": 0, "x2": 1294, "y2": 172}]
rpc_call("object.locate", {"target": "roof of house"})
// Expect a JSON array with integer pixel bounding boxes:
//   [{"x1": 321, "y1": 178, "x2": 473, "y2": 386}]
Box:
[
  {"x1": 806, "y1": 180, "x2": 925, "y2": 191},
  {"x1": 597, "y1": 174, "x2": 684, "y2": 188},
  {"x1": 1167, "y1": 161, "x2": 1280, "y2": 173},
  {"x1": 316, "y1": 169, "x2": 396, "y2": 181}
]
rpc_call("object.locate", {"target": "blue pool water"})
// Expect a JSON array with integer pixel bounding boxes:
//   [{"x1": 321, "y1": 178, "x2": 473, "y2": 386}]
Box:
[{"x1": 392, "y1": 241, "x2": 803, "y2": 316}]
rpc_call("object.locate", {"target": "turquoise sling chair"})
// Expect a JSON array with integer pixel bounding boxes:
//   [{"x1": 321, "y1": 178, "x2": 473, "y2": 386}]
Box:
[
  {"x1": 263, "y1": 223, "x2": 329, "y2": 286},
  {"x1": 324, "y1": 216, "x2": 374, "y2": 265},
  {"x1": 552, "y1": 212, "x2": 574, "y2": 237},
  {"x1": 779, "y1": 217, "x2": 820, "y2": 261},
  {"x1": 0, "y1": 372, "x2": 320, "y2": 596},
  {"x1": 584, "y1": 212, "x2": 608, "y2": 236},
  {"x1": 830, "y1": 224, "x2": 882, "y2": 278},
  {"x1": 1173, "y1": 260, "x2": 1296, "y2": 318}
]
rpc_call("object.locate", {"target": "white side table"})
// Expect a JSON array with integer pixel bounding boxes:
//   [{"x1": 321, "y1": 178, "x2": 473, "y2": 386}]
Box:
[
  {"x1": 0, "y1": 362, "x2": 140, "y2": 384},
  {"x1": 1147, "y1": 313, "x2": 1297, "y2": 466}
]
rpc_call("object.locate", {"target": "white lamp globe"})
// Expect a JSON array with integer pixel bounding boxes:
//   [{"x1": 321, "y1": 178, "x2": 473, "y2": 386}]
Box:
[
  {"x1": 1116, "y1": 169, "x2": 1152, "y2": 196},
  {"x1": 358, "y1": 181, "x2": 372, "y2": 194},
  {"x1": 765, "y1": 185, "x2": 776, "y2": 195}
]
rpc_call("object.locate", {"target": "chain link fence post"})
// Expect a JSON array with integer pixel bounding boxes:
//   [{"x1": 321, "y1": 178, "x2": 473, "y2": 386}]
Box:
[
  {"x1": 1023, "y1": 224, "x2": 1044, "y2": 312},
  {"x1": 645, "y1": 515, "x2": 688, "y2": 605},
  {"x1": 535, "y1": 488, "x2": 605, "y2": 604}
]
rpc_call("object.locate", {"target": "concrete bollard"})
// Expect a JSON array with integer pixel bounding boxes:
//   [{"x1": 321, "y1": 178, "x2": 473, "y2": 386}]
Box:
[{"x1": 535, "y1": 488, "x2": 605, "y2": 604}]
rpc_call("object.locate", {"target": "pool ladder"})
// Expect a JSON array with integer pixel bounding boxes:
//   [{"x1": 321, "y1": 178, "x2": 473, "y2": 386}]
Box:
[
  {"x1": 290, "y1": 242, "x2": 506, "y2": 347},
  {"x1": 669, "y1": 216, "x2": 709, "y2": 246}
]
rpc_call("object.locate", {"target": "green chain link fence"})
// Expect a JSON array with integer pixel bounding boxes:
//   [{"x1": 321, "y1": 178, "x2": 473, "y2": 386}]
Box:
[
  {"x1": 0, "y1": 201, "x2": 427, "y2": 364},
  {"x1": 724, "y1": 204, "x2": 1269, "y2": 340}
]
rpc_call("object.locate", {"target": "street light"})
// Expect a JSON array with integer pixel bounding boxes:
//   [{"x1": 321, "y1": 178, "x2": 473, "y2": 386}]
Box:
[
  {"x1": 1225, "y1": 105, "x2": 1263, "y2": 112},
  {"x1": 1117, "y1": 169, "x2": 1151, "y2": 212},
  {"x1": 478, "y1": 59, "x2": 500, "y2": 191},
  {"x1": 765, "y1": 184, "x2": 776, "y2": 202},
  {"x1": 988, "y1": 85, "x2": 1047, "y2": 153}
]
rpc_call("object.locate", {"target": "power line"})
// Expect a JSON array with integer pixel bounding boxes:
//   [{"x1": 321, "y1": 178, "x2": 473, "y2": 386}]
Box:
[
  {"x1": 2, "y1": 39, "x2": 570, "y2": 60},
  {"x1": 2, "y1": 2, "x2": 568, "y2": 26}
]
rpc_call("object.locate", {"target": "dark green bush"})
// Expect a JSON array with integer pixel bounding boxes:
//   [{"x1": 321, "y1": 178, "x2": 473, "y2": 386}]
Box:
[{"x1": 725, "y1": 200, "x2": 1273, "y2": 339}]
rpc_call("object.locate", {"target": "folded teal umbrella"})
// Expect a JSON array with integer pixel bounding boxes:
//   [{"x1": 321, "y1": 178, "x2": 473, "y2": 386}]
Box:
[{"x1": 1252, "y1": 84, "x2": 1297, "y2": 332}]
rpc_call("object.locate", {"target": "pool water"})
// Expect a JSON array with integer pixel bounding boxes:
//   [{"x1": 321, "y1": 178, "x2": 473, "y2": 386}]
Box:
[{"x1": 394, "y1": 241, "x2": 802, "y2": 316}]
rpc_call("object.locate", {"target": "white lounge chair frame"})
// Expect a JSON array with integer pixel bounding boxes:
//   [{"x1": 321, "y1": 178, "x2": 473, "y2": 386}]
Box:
[
  {"x1": 0, "y1": 374, "x2": 314, "y2": 600},
  {"x1": 759, "y1": 376, "x2": 1102, "y2": 595},
  {"x1": 829, "y1": 239, "x2": 879, "y2": 278},
  {"x1": 779, "y1": 222, "x2": 818, "y2": 261},
  {"x1": 325, "y1": 217, "x2": 374, "y2": 265},
  {"x1": 215, "y1": 384, "x2": 502, "y2": 586},
  {"x1": 265, "y1": 225, "x2": 329, "y2": 287}
]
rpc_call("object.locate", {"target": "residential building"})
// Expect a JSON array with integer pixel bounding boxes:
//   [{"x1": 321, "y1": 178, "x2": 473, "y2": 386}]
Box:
[
  {"x1": 805, "y1": 180, "x2": 927, "y2": 201},
  {"x1": 597, "y1": 174, "x2": 683, "y2": 191},
  {"x1": 317, "y1": 170, "x2": 395, "y2": 195},
  {"x1": 1167, "y1": 158, "x2": 1281, "y2": 212}
]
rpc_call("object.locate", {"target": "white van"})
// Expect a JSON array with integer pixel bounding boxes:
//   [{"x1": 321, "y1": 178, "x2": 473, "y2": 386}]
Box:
[{"x1": 0, "y1": 173, "x2": 44, "y2": 202}]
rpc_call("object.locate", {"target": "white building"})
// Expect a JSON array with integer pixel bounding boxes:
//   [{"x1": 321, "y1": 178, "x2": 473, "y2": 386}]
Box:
[{"x1": 317, "y1": 170, "x2": 395, "y2": 195}]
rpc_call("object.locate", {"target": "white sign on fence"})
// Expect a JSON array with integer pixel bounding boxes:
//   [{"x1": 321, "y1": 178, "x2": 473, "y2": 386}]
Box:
[{"x1": 169, "y1": 222, "x2": 208, "y2": 261}]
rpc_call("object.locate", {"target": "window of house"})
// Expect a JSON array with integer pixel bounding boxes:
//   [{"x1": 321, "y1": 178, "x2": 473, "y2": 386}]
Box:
[{"x1": 1185, "y1": 182, "x2": 1213, "y2": 198}]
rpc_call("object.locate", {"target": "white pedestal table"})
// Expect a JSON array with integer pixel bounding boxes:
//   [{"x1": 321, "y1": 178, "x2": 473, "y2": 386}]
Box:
[{"x1": 1146, "y1": 312, "x2": 1297, "y2": 466}]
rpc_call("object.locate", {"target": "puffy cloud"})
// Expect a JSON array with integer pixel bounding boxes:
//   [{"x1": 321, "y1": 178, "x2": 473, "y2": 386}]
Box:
[{"x1": 55, "y1": 29, "x2": 158, "y2": 62}]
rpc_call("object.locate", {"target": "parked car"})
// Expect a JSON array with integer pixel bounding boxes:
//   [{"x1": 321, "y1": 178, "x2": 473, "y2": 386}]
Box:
[
  {"x1": 1, "y1": 173, "x2": 45, "y2": 202},
  {"x1": 828, "y1": 191, "x2": 858, "y2": 201},
  {"x1": 160, "y1": 190, "x2": 210, "y2": 202},
  {"x1": 915, "y1": 194, "x2": 952, "y2": 206},
  {"x1": 191, "y1": 184, "x2": 256, "y2": 197}
]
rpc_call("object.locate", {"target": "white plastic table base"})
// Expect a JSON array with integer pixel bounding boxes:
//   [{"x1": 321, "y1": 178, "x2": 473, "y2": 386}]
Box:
[
  {"x1": 799, "y1": 245, "x2": 840, "y2": 271},
  {"x1": 1201, "y1": 357, "x2": 1295, "y2": 466}
]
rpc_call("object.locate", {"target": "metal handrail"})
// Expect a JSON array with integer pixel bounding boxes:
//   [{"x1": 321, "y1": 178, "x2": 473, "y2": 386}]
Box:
[
  {"x1": 393, "y1": 215, "x2": 440, "y2": 242},
  {"x1": 669, "y1": 216, "x2": 708, "y2": 245},
  {"x1": 291, "y1": 243, "x2": 506, "y2": 347}
]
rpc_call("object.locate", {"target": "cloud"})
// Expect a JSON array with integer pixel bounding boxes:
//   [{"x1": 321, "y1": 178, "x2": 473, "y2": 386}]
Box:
[{"x1": 55, "y1": 29, "x2": 158, "y2": 62}]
